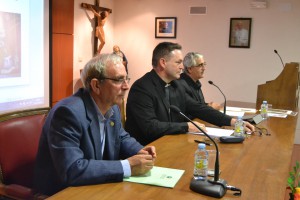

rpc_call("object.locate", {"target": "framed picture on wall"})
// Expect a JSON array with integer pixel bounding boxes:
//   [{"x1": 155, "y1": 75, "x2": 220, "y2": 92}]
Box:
[
  {"x1": 155, "y1": 17, "x2": 177, "y2": 38},
  {"x1": 229, "y1": 18, "x2": 252, "y2": 48}
]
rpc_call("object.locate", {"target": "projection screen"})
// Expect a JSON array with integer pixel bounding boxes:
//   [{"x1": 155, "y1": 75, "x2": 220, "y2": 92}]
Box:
[{"x1": 0, "y1": 0, "x2": 49, "y2": 114}]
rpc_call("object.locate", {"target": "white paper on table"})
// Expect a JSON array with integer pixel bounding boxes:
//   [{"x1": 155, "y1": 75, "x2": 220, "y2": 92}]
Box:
[
  {"x1": 226, "y1": 106, "x2": 257, "y2": 113},
  {"x1": 188, "y1": 127, "x2": 234, "y2": 138},
  {"x1": 267, "y1": 113, "x2": 287, "y2": 118},
  {"x1": 225, "y1": 111, "x2": 245, "y2": 117},
  {"x1": 257, "y1": 108, "x2": 291, "y2": 118}
]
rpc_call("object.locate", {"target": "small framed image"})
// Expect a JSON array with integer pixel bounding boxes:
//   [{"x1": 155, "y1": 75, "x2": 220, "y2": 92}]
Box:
[
  {"x1": 155, "y1": 17, "x2": 177, "y2": 38},
  {"x1": 229, "y1": 18, "x2": 252, "y2": 48}
]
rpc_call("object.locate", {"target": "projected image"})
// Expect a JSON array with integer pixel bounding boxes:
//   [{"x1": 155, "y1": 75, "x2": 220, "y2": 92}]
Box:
[
  {"x1": 0, "y1": 11, "x2": 21, "y2": 78},
  {"x1": 0, "y1": 0, "x2": 49, "y2": 114}
]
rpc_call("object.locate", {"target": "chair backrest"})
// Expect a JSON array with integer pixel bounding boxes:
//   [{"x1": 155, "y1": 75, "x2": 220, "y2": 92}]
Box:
[
  {"x1": 117, "y1": 97, "x2": 126, "y2": 127},
  {"x1": 0, "y1": 108, "x2": 50, "y2": 188}
]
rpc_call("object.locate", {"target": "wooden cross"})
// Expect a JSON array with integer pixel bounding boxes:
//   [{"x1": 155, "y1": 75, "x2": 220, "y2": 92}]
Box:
[{"x1": 81, "y1": 1, "x2": 112, "y2": 54}]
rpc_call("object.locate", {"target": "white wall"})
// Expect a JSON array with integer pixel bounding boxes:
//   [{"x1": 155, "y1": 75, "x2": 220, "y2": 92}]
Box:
[{"x1": 73, "y1": 0, "x2": 300, "y2": 143}]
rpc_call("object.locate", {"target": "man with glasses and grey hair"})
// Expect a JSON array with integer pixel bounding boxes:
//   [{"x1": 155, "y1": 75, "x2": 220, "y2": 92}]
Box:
[
  {"x1": 180, "y1": 52, "x2": 221, "y2": 110},
  {"x1": 34, "y1": 53, "x2": 156, "y2": 196}
]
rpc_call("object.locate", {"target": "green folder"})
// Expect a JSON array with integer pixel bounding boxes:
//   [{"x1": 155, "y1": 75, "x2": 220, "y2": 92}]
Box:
[{"x1": 123, "y1": 166, "x2": 185, "y2": 188}]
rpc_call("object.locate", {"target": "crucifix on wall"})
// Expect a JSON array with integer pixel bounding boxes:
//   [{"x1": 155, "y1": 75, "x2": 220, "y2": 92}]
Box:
[{"x1": 81, "y1": 1, "x2": 112, "y2": 55}]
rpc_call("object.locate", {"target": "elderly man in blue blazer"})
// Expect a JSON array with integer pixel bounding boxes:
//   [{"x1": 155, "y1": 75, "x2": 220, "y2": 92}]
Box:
[{"x1": 34, "y1": 54, "x2": 156, "y2": 196}]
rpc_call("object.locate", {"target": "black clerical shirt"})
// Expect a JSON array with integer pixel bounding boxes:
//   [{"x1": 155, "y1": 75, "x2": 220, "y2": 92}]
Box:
[{"x1": 180, "y1": 73, "x2": 206, "y2": 105}]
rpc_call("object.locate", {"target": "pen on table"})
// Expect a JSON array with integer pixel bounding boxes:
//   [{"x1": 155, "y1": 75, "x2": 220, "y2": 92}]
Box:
[{"x1": 194, "y1": 139, "x2": 212, "y2": 146}]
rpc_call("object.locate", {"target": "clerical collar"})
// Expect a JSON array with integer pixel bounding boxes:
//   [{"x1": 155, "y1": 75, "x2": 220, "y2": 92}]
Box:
[{"x1": 151, "y1": 69, "x2": 173, "y2": 88}]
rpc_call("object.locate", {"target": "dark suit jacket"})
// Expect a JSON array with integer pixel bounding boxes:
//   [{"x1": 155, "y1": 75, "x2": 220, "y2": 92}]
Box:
[
  {"x1": 125, "y1": 70, "x2": 232, "y2": 145},
  {"x1": 34, "y1": 88, "x2": 143, "y2": 195}
]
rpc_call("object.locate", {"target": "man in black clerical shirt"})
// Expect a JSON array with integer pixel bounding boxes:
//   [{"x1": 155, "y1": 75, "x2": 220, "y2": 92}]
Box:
[{"x1": 180, "y1": 52, "x2": 221, "y2": 110}]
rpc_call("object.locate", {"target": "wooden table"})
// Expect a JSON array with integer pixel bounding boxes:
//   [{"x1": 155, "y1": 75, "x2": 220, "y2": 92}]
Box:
[{"x1": 47, "y1": 114, "x2": 297, "y2": 200}]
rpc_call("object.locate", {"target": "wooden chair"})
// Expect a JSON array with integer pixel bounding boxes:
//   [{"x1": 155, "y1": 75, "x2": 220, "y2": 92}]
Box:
[
  {"x1": 0, "y1": 108, "x2": 50, "y2": 200},
  {"x1": 119, "y1": 98, "x2": 126, "y2": 127}
]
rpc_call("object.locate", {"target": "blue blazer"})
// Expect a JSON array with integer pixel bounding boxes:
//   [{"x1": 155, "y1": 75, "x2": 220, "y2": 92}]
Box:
[{"x1": 34, "y1": 88, "x2": 143, "y2": 195}]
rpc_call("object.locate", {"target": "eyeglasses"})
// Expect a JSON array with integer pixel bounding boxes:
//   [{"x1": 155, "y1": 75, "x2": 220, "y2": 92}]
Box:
[
  {"x1": 249, "y1": 126, "x2": 271, "y2": 136},
  {"x1": 101, "y1": 76, "x2": 131, "y2": 85},
  {"x1": 194, "y1": 62, "x2": 207, "y2": 68}
]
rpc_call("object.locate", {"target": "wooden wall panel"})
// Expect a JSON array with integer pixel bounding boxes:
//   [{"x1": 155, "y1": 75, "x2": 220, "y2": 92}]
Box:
[
  {"x1": 52, "y1": 0, "x2": 74, "y2": 34},
  {"x1": 52, "y1": 34, "x2": 73, "y2": 104},
  {"x1": 51, "y1": 0, "x2": 74, "y2": 106}
]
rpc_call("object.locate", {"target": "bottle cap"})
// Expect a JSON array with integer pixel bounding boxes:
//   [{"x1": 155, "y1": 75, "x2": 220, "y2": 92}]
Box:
[
  {"x1": 263, "y1": 100, "x2": 267, "y2": 103},
  {"x1": 198, "y1": 143, "x2": 206, "y2": 149}
]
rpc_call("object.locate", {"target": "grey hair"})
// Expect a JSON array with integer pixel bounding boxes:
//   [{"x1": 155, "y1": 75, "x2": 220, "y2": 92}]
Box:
[
  {"x1": 183, "y1": 52, "x2": 203, "y2": 73},
  {"x1": 80, "y1": 53, "x2": 123, "y2": 91}
]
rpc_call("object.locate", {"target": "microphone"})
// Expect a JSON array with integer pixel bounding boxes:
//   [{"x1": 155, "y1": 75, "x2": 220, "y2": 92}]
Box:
[
  {"x1": 170, "y1": 105, "x2": 233, "y2": 198},
  {"x1": 274, "y1": 49, "x2": 285, "y2": 68},
  {"x1": 208, "y1": 80, "x2": 226, "y2": 115}
]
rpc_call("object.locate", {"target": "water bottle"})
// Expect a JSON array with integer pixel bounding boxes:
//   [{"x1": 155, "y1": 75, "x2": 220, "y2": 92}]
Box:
[
  {"x1": 194, "y1": 143, "x2": 208, "y2": 180},
  {"x1": 260, "y1": 100, "x2": 268, "y2": 120},
  {"x1": 233, "y1": 116, "x2": 245, "y2": 137}
]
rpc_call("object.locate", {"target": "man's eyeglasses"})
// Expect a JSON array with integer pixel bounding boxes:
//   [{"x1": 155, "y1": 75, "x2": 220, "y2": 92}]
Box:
[
  {"x1": 249, "y1": 126, "x2": 271, "y2": 136},
  {"x1": 194, "y1": 62, "x2": 207, "y2": 68},
  {"x1": 101, "y1": 76, "x2": 131, "y2": 85}
]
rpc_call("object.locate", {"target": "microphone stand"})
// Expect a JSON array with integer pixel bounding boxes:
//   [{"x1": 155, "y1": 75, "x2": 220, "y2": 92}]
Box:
[
  {"x1": 274, "y1": 49, "x2": 285, "y2": 68},
  {"x1": 208, "y1": 81, "x2": 226, "y2": 115},
  {"x1": 170, "y1": 105, "x2": 227, "y2": 198}
]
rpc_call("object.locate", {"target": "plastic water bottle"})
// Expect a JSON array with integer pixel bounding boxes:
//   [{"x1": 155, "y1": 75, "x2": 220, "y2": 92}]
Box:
[
  {"x1": 194, "y1": 143, "x2": 208, "y2": 180},
  {"x1": 260, "y1": 100, "x2": 268, "y2": 120},
  {"x1": 233, "y1": 116, "x2": 245, "y2": 137}
]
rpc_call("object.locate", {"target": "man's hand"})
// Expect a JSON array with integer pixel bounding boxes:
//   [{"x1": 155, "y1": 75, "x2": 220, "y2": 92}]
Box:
[
  {"x1": 127, "y1": 154, "x2": 155, "y2": 176},
  {"x1": 127, "y1": 146, "x2": 157, "y2": 176},
  {"x1": 230, "y1": 118, "x2": 255, "y2": 132},
  {"x1": 244, "y1": 121, "x2": 255, "y2": 132},
  {"x1": 138, "y1": 146, "x2": 157, "y2": 161},
  {"x1": 188, "y1": 121, "x2": 206, "y2": 133},
  {"x1": 82, "y1": 3, "x2": 88, "y2": 8}
]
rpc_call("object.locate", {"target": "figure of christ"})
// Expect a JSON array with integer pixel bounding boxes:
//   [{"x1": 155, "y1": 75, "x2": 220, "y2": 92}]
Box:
[{"x1": 86, "y1": 4, "x2": 111, "y2": 54}]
